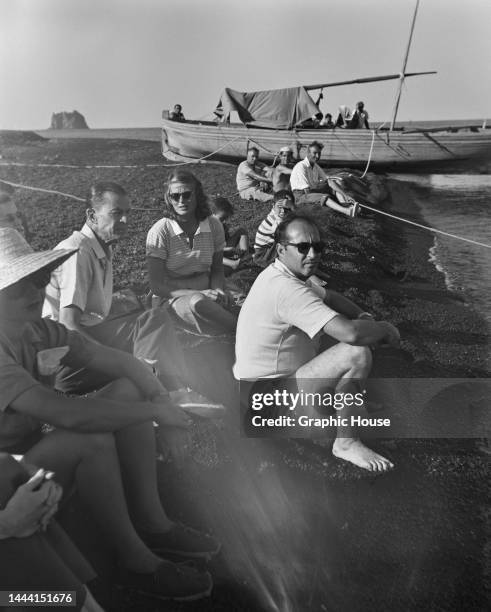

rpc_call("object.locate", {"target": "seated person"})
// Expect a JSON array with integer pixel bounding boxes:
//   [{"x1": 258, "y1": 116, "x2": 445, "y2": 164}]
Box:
[
  {"x1": 253, "y1": 190, "x2": 296, "y2": 268},
  {"x1": 236, "y1": 147, "x2": 273, "y2": 203},
  {"x1": 0, "y1": 453, "x2": 102, "y2": 611},
  {"x1": 290, "y1": 141, "x2": 360, "y2": 217},
  {"x1": 147, "y1": 170, "x2": 238, "y2": 336},
  {"x1": 0, "y1": 228, "x2": 217, "y2": 601},
  {"x1": 43, "y1": 182, "x2": 205, "y2": 402},
  {"x1": 211, "y1": 197, "x2": 249, "y2": 273},
  {"x1": 321, "y1": 113, "x2": 335, "y2": 128},
  {"x1": 0, "y1": 181, "x2": 30, "y2": 239},
  {"x1": 234, "y1": 214, "x2": 400, "y2": 472},
  {"x1": 298, "y1": 112, "x2": 323, "y2": 129},
  {"x1": 169, "y1": 104, "x2": 185, "y2": 122},
  {"x1": 347, "y1": 101, "x2": 370, "y2": 129},
  {"x1": 335, "y1": 105, "x2": 352, "y2": 128},
  {"x1": 270, "y1": 147, "x2": 295, "y2": 192}
]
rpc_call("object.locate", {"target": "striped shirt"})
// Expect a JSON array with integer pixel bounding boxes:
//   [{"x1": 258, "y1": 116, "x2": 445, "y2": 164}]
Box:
[
  {"x1": 254, "y1": 208, "x2": 281, "y2": 252},
  {"x1": 146, "y1": 216, "x2": 225, "y2": 285}
]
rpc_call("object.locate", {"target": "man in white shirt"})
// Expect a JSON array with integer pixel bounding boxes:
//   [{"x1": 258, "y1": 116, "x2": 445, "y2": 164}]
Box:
[
  {"x1": 234, "y1": 214, "x2": 400, "y2": 472},
  {"x1": 290, "y1": 141, "x2": 359, "y2": 216}
]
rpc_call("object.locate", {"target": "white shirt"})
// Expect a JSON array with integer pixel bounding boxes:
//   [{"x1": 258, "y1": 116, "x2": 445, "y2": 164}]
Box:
[
  {"x1": 43, "y1": 224, "x2": 113, "y2": 327},
  {"x1": 290, "y1": 157, "x2": 328, "y2": 191},
  {"x1": 234, "y1": 260, "x2": 337, "y2": 380}
]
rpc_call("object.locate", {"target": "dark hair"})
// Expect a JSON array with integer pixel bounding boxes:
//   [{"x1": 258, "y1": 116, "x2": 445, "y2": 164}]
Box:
[
  {"x1": 273, "y1": 190, "x2": 294, "y2": 203},
  {"x1": 274, "y1": 213, "x2": 318, "y2": 245},
  {"x1": 325, "y1": 113, "x2": 332, "y2": 119},
  {"x1": 308, "y1": 141, "x2": 324, "y2": 151},
  {"x1": 212, "y1": 196, "x2": 234, "y2": 216},
  {"x1": 86, "y1": 182, "x2": 127, "y2": 209},
  {"x1": 247, "y1": 146, "x2": 259, "y2": 155},
  {"x1": 163, "y1": 170, "x2": 211, "y2": 222}
]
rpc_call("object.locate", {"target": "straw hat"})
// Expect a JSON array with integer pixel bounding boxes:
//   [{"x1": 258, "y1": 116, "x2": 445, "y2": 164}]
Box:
[
  {"x1": 279, "y1": 146, "x2": 292, "y2": 154},
  {"x1": 0, "y1": 227, "x2": 77, "y2": 292}
]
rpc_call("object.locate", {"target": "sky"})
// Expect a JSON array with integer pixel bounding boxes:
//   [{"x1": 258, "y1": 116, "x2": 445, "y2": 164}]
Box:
[{"x1": 1, "y1": 0, "x2": 490, "y2": 129}]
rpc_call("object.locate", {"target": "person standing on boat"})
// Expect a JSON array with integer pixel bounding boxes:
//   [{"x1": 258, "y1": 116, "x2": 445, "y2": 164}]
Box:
[
  {"x1": 169, "y1": 104, "x2": 185, "y2": 122},
  {"x1": 290, "y1": 141, "x2": 360, "y2": 217},
  {"x1": 236, "y1": 147, "x2": 274, "y2": 203},
  {"x1": 235, "y1": 214, "x2": 399, "y2": 473},
  {"x1": 348, "y1": 102, "x2": 370, "y2": 129}
]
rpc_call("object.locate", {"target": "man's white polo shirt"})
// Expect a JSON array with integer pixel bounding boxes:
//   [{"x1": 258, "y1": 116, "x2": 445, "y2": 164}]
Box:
[
  {"x1": 234, "y1": 260, "x2": 338, "y2": 380},
  {"x1": 290, "y1": 157, "x2": 328, "y2": 191},
  {"x1": 43, "y1": 224, "x2": 113, "y2": 327}
]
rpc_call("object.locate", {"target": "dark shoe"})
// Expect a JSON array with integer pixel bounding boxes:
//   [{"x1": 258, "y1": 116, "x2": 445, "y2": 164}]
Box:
[
  {"x1": 140, "y1": 523, "x2": 221, "y2": 559},
  {"x1": 118, "y1": 560, "x2": 212, "y2": 601}
]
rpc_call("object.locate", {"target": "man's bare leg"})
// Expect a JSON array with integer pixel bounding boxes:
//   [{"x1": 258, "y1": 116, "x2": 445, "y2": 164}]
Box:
[{"x1": 295, "y1": 343, "x2": 393, "y2": 472}]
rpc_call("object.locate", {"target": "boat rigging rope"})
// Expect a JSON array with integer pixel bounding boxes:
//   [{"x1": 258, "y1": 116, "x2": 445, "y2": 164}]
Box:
[
  {"x1": 360, "y1": 202, "x2": 491, "y2": 249},
  {"x1": 1, "y1": 176, "x2": 490, "y2": 250}
]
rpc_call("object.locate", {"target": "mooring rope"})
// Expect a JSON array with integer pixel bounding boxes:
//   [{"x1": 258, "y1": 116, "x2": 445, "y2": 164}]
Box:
[{"x1": 360, "y1": 202, "x2": 491, "y2": 249}]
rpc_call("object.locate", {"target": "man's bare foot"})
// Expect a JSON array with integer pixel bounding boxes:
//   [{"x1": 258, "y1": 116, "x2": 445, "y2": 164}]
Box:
[{"x1": 332, "y1": 438, "x2": 394, "y2": 472}]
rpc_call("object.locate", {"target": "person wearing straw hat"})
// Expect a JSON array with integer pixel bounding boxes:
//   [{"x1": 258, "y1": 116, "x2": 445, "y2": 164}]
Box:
[{"x1": 0, "y1": 227, "x2": 218, "y2": 601}]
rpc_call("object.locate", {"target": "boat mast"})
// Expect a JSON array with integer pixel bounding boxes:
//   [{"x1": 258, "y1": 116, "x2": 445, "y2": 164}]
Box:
[{"x1": 390, "y1": 0, "x2": 420, "y2": 131}]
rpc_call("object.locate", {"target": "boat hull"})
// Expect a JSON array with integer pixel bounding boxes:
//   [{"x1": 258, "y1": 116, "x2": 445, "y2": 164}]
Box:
[{"x1": 162, "y1": 119, "x2": 491, "y2": 172}]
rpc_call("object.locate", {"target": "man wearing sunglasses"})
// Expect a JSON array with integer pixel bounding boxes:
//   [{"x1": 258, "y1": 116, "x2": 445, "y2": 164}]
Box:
[
  {"x1": 235, "y1": 214, "x2": 400, "y2": 473},
  {"x1": 290, "y1": 141, "x2": 360, "y2": 217}
]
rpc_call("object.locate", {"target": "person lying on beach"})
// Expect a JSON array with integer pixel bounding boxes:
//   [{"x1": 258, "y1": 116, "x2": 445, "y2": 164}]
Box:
[
  {"x1": 290, "y1": 141, "x2": 360, "y2": 216},
  {"x1": 0, "y1": 453, "x2": 104, "y2": 612},
  {"x1": 43, "y1": 181, "x2": 209, "y2": 406},
  {"x1": 268, "y1": 146, "x2": 295, "y2": 192},
  {"x1": 169, "y1": 104, "x2": 185, "y2": 122},
  {"x1": 212, "y1": 197, "x2": 250, "y2": 273},
  {"x1": 234, "y1": 214, "x2": 400, "y2": 472},
  {"x1": 0, "y1": 228, "x2": 217, "y2": 601},
  {"x1": 236, "y1": 147, "x2": 274, "y2": 203},
  {"x1": 0, "y1": 181, "x2": 30, "y2": 240},
  {"x1": 147, "y1": 170, "x2": 238, "y2": 335}
]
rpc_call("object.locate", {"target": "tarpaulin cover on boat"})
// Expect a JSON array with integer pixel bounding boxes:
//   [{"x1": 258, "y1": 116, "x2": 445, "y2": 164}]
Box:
[{"x1": 215, "y1": 87, "x2": 320, "y2": 129}]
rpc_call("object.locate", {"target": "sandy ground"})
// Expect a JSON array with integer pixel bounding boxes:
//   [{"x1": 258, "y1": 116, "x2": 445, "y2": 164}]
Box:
[{"x1": 0, "y1": 132, "x2": 489, "y2": 611}]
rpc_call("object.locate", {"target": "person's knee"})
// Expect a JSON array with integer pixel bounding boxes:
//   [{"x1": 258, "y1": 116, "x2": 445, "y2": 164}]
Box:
[
  {"x1": 346, "y1": 344, "x2": 372, "y2": 371},
  {"x1": 104, "y1": 377, "x2": 143, "y2": 401},
  {"x1": 188, "y1": 292, "x2": 208, "y2": 313},
  {"x1": 84, "y1": 432, "x2": 116, "y2": 458}
]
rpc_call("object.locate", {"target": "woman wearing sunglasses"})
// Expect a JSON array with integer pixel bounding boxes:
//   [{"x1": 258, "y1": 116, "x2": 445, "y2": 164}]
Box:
[{"x1": 146, "y1": 170, "x2": 238, "y2": 335}]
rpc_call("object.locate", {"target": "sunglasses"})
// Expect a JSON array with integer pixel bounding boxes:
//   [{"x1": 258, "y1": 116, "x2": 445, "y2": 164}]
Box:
[
  {"x1": 283, "y1": 241, "x2": 324, "y2": 255},
  {"x1": 169, "y1": 190, "x2": 193, "y2": 203}
]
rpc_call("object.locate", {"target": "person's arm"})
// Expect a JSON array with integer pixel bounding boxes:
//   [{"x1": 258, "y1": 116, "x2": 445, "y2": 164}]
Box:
[
  {"x1": 10, "y1": 381, "x2": 187, "y2": 433},
  {"x1": 246, "y1": 168, "x2": 273, "y2": 184},
  {"x1": 146, "y1": 256, "x2": 198, "y2": 299},
  {"x1": 323, "y1": 314, "x2": 400, "y2": 347},
  {"x1": 58, "y1": 306, "x2": 101, "y2": 344},
  {"x1": 209, "y1": 251, "x2": 226, "y2": 291},
  {"x1": 323, "y1": 289, "x2": 365, "y2": 319}
]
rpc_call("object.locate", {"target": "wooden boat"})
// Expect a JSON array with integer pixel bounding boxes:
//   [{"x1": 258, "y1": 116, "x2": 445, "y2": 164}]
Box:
[
  {"x1": 162, "y1": 117, "x2": 491, "y2": 171},
  {"x1": 162, "y1": 0, "x2": 491, "y2": 172}
]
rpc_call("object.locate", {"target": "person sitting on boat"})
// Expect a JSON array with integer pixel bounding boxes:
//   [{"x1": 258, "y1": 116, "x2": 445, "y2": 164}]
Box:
[
  {"x1": 335, "y1": 105, "x2": 352, "y2": 128},
  {"x1": 211, "y1": 196, "x2": 250, "y2": 273},
  {"x1": 270, "y1": 146, "x2": 295, "y2": 192},
  {"x1": 0, "y1": 228, "x2": 217, "y2": 602},
  {"x1": 234, "y1": 213, "x2": 399, "y2": 473},
  {"x1": 43, "y1": 181, "x2": 202, "y2": 400},
  {"x1": 147, "y1": 170, "x2": 238, "y2": 335},
  {"x1": 236, "y1": 147, "x2": 274, "y2": 203},
  {"x1": 347, "y1": 101, "x2": 370, "y2": 129},
  {"x1": 169, "y1": 104, "x2": 185, "y2": 122},
  {"x1": 289, "y1": 141, "x2": 360, "y2": 217},
  {"x1": 321, "y1": 113, "x2": 335, "y2": 129}
]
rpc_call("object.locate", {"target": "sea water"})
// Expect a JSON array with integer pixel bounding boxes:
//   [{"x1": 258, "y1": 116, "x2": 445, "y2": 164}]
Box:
[{"x1": 393, "y1": 173, "x2": 491, "y2": 331}]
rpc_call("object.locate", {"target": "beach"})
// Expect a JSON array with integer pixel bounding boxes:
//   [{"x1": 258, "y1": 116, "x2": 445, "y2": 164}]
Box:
[{"x1": 0, "y1": 131, "x2": 489, "y2": 611}]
